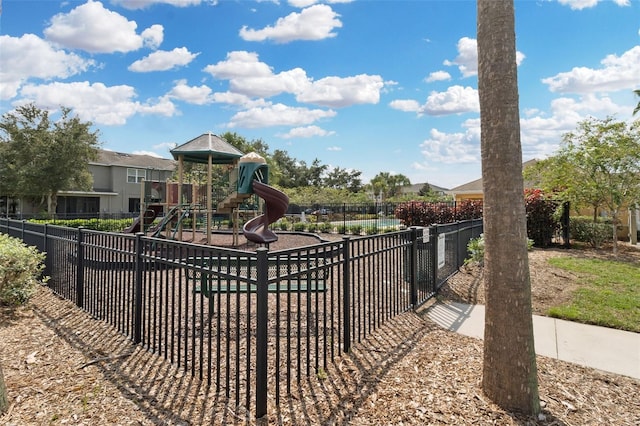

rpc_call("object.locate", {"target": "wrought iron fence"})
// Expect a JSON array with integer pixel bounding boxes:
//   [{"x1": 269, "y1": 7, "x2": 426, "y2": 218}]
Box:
[{"x1": 0, "y1": 217, "x2": 482, "y2": 418}]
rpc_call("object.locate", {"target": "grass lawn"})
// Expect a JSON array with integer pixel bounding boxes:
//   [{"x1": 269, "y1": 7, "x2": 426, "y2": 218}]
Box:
[{"x1": 546, "y1": 257, "x2": 640, "y2": 333}]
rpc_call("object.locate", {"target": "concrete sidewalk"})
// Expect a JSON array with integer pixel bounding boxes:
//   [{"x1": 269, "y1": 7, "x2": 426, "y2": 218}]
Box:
[{"x1": 425, "y1": 301, "x2": 640, "y2": 379}]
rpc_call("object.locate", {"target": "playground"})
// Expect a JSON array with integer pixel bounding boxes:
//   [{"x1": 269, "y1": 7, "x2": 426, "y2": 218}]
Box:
[{"x1": 124, "y1": 133, "x2": 290, "y2": 249}]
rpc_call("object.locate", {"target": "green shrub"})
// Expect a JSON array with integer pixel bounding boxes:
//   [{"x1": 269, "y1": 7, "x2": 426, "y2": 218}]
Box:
[
  {"x1": 465, "y1": 234, "x2": 533, "y2": 266},
  {"x1": 319, "y1": 223, "x2": 334, "y2": 233},
  {"x1": 29, "y1": 218, "x2": 133, "y2": 232},
  {"x1": 570, "y1": 217, "x2": 613, "y2": 248},
  {"x1": 465, "y1": 235, "x2": 485, "y2": 266},
  {"x1": 293, "y1": 222, "x2": 307, "y2": 232},
  {"x1": 306, "y1": 223, "x2": 318, "y2": 233},
  {"x1": 0, "y1": 234, "x2": 48, "y2": 305},
  {"x1": 348, "y1": 225, "x2": 363, "y2": 235},
  {"x1": 277, "y1": 219, "x2": 290, "y2": 231},
  {"x1": 365, "y1": 226, "x2": 379, "y2": 235}
]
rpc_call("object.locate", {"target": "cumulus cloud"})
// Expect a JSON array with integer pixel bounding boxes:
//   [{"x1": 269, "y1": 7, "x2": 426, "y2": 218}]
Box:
[
  {"x1": 422, "y1": 86, "x2": 479, "y2": 115},
  {"x1": 444, "y1": 37, "x2": 524, "y2": 78},
  {"x1": 558, "y1": 0, "x2": 629, "y2": 10},
  {"x1": 141, "y1": 25, "x2": 164, "y2": 49},
  {"x1": 388, "y1": 99, "x2": 421, "y2": 113},
  {"x1": 112, "y1": 0, "x2": 214, "y2": 10},
  {"x1": 18, "y1": 81, "x2": 176, "y2": 125},
  {"x1": 542, "y1": 45, "x2": 640, "y2": 94},
  {"x1": 391, "y1": 86, "x2": 479, "y2": 117},
  {"x1": 129, "y1": 47, "x2": 199, "y2": 72},
  {"x1": 288, "y1": 0, "x2": 353, "y2": 6},
  {"x1": 239, "y1": 4, "x2": 342, "y2": 43},
  {"x1": 228, "y1": 103, "x2": 336, "y2": 128},
  {"x1": 296, "y1": 74, "x2": 384, "y2": 107},
  {"x1": 277, "y1": 125, "x2": 336, "y2": 138},
  {"x1": 204, "y1": 51, "x2": 385, "y2": 108},
  {"x1": 43, "y1": 1, "x2": 163, "y2": 53},
  {"x1": 425, "y1": 71, "x2": 451, "y2": 83},
  {"x1": 166, "y1": 80, "x2": 212, "y2": 105},
  {"x1": 0, "y1": 34, "x2": 94, "y2": 100},
  {"x1": 419, "y1": 127, "x2": 480, "y2": 164}
]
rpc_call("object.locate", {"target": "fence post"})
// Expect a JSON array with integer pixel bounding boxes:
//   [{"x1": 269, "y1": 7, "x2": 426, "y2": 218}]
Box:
[
  {"x1": 42, "y1": 224, "x2": 49, "y2": 277},
  {"x1": 76, "y1": 227, "x2": 85, "y2": 309},
  {"x1": 409, "y1": 227, "x2": 418, "y2": 307},
  {"x1": 456, "y1": 221, "x2": 461, "y2": 269},
  {"x1": 430, "y1": 225, "x2": 439, "y2": 290},
  {"x1": 255, "y1": 247, "x2": 269, "y2": 419},
  {"x1": 133, "y1": 232, "x2": 144, "y2": 344},
  {"x1": 21, "y1": 220, "x2": 26, "y2": 240},
  {"x1": 342, "y1": 236, "x2": 351, "y2": 353}
]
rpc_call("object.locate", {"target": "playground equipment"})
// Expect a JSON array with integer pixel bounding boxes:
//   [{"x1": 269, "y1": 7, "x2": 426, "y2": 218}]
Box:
[
  {"x1": 237, "y1": 152, "x2": 289, "y2": 245},
  {"x1": 127, "y1": 133, "x2": 288, "y2": 247}
]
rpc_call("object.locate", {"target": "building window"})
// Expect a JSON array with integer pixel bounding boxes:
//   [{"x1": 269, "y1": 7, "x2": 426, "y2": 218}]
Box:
[{"x1": 127, "y1": 168, "x2": 147, "y2": 183}]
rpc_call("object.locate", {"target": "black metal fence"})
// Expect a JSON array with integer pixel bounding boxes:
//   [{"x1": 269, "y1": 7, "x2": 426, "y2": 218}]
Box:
[{"x1": 1, "y1": 217, "x2": 482, "y2": 419}]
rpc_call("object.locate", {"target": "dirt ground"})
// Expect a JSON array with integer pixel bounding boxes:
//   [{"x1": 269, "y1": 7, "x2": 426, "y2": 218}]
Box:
[{"x1": 1, "y1": 234, "x2": 639, "y2": 425}]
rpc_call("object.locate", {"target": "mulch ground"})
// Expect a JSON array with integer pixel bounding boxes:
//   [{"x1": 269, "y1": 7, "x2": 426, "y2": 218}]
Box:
[{"x1": 1, "y1": 234, "x2": 639, "y2": 425}]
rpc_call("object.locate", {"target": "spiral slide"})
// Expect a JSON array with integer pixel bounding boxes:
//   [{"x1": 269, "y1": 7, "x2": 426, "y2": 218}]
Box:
[{"x1": 243, "y1": 180, "x2": 289, "y2": 245}]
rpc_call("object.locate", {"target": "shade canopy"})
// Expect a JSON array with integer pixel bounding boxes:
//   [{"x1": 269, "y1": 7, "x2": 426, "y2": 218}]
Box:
[{"x1": 170, "y1": 132, "x2": 244, "y2": 164}]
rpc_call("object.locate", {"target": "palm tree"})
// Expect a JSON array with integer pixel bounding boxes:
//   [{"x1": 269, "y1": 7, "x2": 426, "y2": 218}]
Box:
[{"x1": 477, "y1": 0, "x2": 540, "y2": 415}]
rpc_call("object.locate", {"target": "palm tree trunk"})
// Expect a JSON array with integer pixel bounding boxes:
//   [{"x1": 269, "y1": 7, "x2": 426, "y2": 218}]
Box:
[{"x1": 477, "y1": 0, "x2": 540, "y2": 414}]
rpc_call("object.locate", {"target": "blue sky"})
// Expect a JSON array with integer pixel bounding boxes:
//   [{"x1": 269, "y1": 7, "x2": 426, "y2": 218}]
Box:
[{"x1": 1, "y1": 0, "x2": 639, "y2": 189}]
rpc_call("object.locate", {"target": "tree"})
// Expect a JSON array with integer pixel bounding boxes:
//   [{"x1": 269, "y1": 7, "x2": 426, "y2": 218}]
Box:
[
  {"x1": 368, "y1": 172, "x2": 411, "y2": 202},
  {"x1": 0, "y1": 104, "x2": 100, "y2": 216},
  {"x1": 634, "y1": 89, "x2": 640, "y2": 116},
  {"x1": 477, "y1": 0, "x2": 540, "y2": 415},
  {"x1": 324, "y1": 166, "x2": 364, "y2": 192},
  {"x1": 527, "y1": 117, "x2": 640, "y2": 254}
]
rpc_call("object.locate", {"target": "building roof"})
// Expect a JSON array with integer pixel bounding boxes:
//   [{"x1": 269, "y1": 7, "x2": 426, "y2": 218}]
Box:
[
  {"x1": 170, "y1": 132, "x2": 245, "y2": 164},
  {"x1": 449, "y1": 159, "x2": 539, "y2": 194},
  {"x1": 92, "y1": 150, "x2": 176, "y2": 171},
  {"x1": 400, "y1": 182, "x2": 449, "y2": 194}
]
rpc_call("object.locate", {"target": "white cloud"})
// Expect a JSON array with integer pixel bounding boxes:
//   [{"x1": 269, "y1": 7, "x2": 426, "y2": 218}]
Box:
[
  {"x1": 288, "y1": 0, "x2": 318, "y2": 6},
  {"x1": 132, "y1": 150, "x2": 163, "y2": 157},
  {"x1": 296, "y1": 74, "x2": 384, "y2": 107},
  {"x1": 558, "y1": 0, "x2": 629, "y2": 10},
  {"x1": 141, "y1": 25, "x2": 164, "y2": 49},
  {"x1": 542, "y1": 45, "x2": 640, "y2": 94},
  {"x1": 444, "y1": 37, "x2": 524, "y2": 78},
  {"x1": 327, "y1": 146, "x2": 342, "y2": 151},
  {"x1": 422, "y1": 85, "x2": 479, "y2": 116},
  {"x1": 425, "y1": 71, "x2": 451, "y2": 83},
  {"x1": 389, "y1": 99, "x2": 420, "y2": 112},
  {"x1": 239, "y1": 4, "x2": 342, "y2": 43},
  {"x1": 419, "y1": 127, "x2": 480, "y2": 164},
  {"x1": 18, "y1": 81, "x2": 176, "y2": 125},
  {"x1": 0, "y1": 34, "x2": 94, "y2": 100},
  {"x1": 228, "y1": 103, "x2": 336, "y2": 128},
  {"x1": 443, "y1": 37, "x2": 478, "y2": 78},
  {"x1": 166, "y1": 80, "x2": 212, "y2": 104},
  {"x1": 204, "y1": 51, "x2": 385, "y2": 107},
  {"x1": 288, "y1": 0, "x2": 353, "y2": 6},
  {"x1": 390, "y1": 86, "x2": 479, "y2": 116},
  {"x1": 129, "y1": 47, "x2": 199, "y2": 72},
  {"x1": 204, "y1": 51, "x2": 273, "y2": 79},
  {"x1": 112, "y1": 0, "x2": 214, "y2": 10},
  {"x1": 278, "y1": 125, "x2": 335, "y2": 138},
  {"x1": 43, "y1": 1, "x2": 164, "y2": 53}
]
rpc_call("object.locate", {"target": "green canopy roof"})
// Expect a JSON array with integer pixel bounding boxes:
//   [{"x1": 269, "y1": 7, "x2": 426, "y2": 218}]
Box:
[{"x1": 170, "y1": 133, "x2": 244, "y2": 164}]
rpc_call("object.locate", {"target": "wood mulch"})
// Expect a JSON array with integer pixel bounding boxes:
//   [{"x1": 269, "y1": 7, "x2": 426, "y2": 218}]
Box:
[{"x1": 1, "y1": 234, "x2": 639, "y2": 425}]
